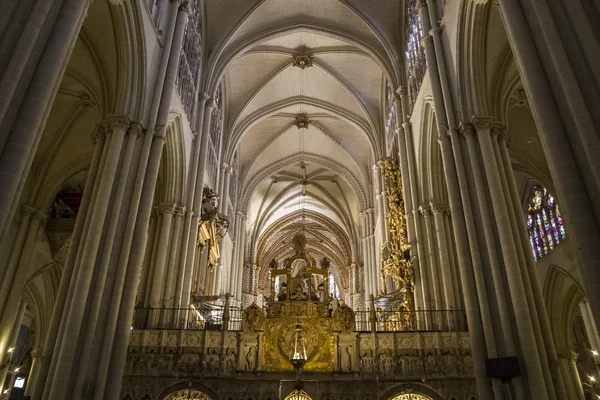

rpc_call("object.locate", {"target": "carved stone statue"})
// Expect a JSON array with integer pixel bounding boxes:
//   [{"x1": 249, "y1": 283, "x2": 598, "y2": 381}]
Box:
[
  {"x1": 332, "y1": 304, "x2": 355, "y2": 332},
  {"x1": 245, "y1": 346, "x2": 257, "y2": 370},
  {"x1": 242, "y1": 303, "x2": 265, "y2": 332},
  {"x1": 341, "y1": 346, "x2": 352, "y2": 372}
]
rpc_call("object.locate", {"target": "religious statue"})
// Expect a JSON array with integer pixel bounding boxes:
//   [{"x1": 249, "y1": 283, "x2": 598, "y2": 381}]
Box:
[
  {"x1": 341, "y1": 346, "x2": 352, "y2": 372},
  {"x1": 245, "y1": 346, "x2": 257, "y2": 370},
  {"x1": 242, "y1": 303, "x2": 265, "y2": 332}
]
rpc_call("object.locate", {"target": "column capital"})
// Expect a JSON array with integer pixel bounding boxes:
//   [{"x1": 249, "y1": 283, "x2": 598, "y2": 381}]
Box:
[
  {"x1": 470, "y1": 116, "x2": 494, "y2": 132},
  {"x1": 236, "y1": 210, "x2": 246, "y2": 218},
  {"x1": 90, "y1": 123, "x2": 107, "y2": 144},
  {"x1": 175, "y1": 206, "x2": 186, "y2": 216},
  {"x1": 206, "y1": 97, "x2": 217, "y2": 110},
  {"x1": 430, "y1": 201, "x2": 450, "y2": 215},
  {"x1": 34, "y1": 208, "x2": 48, "y2": 220},
  {"x1": 22, "y1": 204, "x2": 37, "y2": 217},
  {"x1": 107, "y1": 116, "x2": 131, "y2": 133},
  {"x1": 127, "y1": 121, "x2": 144, "y2": 137},
  {"x1": 416, "y1": 0, "x2": 428, "y2": 10},
  {"x1": 418, "y1": 204, "x2": 431, "y2": 216},
  {"x1": 459, "y1": 122, "x2": 476, "y2": 138},
  {"x1": 158, "y1": 204, "x2": 176, "y2": 215}
]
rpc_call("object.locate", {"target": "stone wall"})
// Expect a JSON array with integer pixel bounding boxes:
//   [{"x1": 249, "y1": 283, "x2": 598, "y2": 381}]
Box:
[{"x1": 121, "y1": 330, "x2": 476, "y2": 400}]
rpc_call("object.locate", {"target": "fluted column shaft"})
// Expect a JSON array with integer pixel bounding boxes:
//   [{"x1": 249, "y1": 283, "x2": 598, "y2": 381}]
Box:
[
  {"x1": 31, "y1": 128, "x2": 107, "y2": 399},
  {"x1": 430, "y1": 204, "x2": 456, "y2": 316},
  {"x1": 0, "y1": 0, "x2": 90, "y2": 242},
  {"x1": 420, "y1": 206, "x2": 443, "y2": 312},
  {"x1": 149, "y1": 205, "x2": 175, "y2": 307},
  {"x1": 180, "y1": 99, "x2": 215, "y2": 308},
  {"x1": 498, "y1": 0, "x2": 600, "y2": 330},
  {"x1": 174, "y1": 93, "x2": 209, "y2": 308},
  {"x1": 417, "y1": 1, "x2": 496, "y2": 397},
  {"x1": 44, "y1": 119, "x2": 127, "y2": 399},
  {"x1": 163, "y1": 207, "x2": 184, "y2": 308},
  {"x1": 99, "y1": 3, "x2": 190, "y2": 398},
  {"x1": 476, "y1": 121, "x2": 550, "y2": 398},
  {"x1": 495, "y1": 129, "x2": 567, "y2": 398}
]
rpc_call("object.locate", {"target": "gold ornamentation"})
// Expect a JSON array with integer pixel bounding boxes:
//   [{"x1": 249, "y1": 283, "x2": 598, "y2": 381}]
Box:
[
  {"x1": 293, "y1": 55, "x2": 313, "y2": 69},
  {"x1": 380, "y1": 158, "x2": 415, "y2": 311}
]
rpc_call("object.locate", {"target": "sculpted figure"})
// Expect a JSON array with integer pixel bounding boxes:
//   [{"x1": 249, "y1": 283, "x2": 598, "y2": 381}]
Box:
[
  {"x1": 245, "y1": 346, "x2": 257, "y2": 370},
  {"x1": 341, "y1": 346, "x2": 352, "y2": 372}
]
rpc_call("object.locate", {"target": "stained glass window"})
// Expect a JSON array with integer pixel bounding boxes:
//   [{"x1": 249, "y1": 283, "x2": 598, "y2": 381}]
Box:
[
  {"x1": 405, "y1": 0, "x2": 427, "y2": 107},
  {"x1": 525, "y1": 186, "x2": 566, "y2": 261}
]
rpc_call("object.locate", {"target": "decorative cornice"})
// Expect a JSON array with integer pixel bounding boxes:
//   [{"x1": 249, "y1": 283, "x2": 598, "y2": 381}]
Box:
[
  {"x1": 292, "y1": 54, "x2": 313, "y2": 70},
  {"x1": 293, "y1": 113, "x2": 310, "y2": 129},
  {"x1": 108, "y1": 116, "x2": 131, "y2": 132}
]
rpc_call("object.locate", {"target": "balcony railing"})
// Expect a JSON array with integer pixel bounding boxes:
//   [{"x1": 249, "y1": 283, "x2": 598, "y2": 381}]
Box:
[
  {"x1": 132, "y1": 305, "x2": 465, "y2": 333},
  {"x1": 354, "y1": 308, "x2": 466, "y2": 332},
  {"x1": 132, "y1": 306, "x2": 243, "y2": 331}
]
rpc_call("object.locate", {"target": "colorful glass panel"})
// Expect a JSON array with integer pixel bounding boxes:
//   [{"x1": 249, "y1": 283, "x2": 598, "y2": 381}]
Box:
[{"x1": 525, "y1": 185, "x2": 567, "y2": 262}]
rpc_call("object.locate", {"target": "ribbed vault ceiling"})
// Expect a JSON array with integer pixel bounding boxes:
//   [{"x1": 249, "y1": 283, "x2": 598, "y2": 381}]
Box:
[{"x1": 206, "y1": 0, "x2": 403, "y2": 290}]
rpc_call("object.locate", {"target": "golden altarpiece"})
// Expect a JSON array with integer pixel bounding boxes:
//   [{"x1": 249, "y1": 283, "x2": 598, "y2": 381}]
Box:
[{"x1": 121, "y1": 164, "x2": 476, "y2": 400}]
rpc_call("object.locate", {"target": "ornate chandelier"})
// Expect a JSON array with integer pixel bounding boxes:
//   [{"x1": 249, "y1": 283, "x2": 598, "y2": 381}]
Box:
[{"x1": 290, "y1": 322, "x2": 307, "y2": 370}]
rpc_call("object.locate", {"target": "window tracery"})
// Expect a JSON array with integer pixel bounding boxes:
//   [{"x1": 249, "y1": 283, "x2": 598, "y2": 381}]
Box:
[
  {"x1": 176, "y1": 0, "x2": 203, "y2": 119},
  {"x1": 525, "y1": 185, "x2": 566, "y2": 261},
  {"x1": 405, "y1": 0, "x2": 427, "y2": 108}
]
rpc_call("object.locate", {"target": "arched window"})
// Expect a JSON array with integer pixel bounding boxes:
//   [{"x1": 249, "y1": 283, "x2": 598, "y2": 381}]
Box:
[
  {"x1": 405, "y1": 0, "x2": 427, "y2": 107},
  {"x1": 525, "y1": 185, "x2": 566, "y2": 261},
  {"x1": 329, "y1": 274, "x2": 340, "y2": 300},
  {"x1": 176, "y1": 0, "x2": 203, "y2": 119}
]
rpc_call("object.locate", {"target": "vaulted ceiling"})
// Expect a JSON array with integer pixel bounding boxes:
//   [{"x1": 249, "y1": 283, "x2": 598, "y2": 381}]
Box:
[{"x1": 203, "y1": 0, "x2": 404, "y2": 284}]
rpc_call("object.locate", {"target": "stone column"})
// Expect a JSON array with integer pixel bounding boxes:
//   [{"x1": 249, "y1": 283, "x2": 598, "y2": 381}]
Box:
[
  {"x1": 31, "y1": 126, "x2": 107, "y2": 400},
  {"x1": 163, "y1": 206, "x2": 185, "y2": 308},
  {"x1": 498, "y1": 0, "x2": 600, "y2": 330},
  {"x1": 0, "y1": 0, "x2": 91, "y2": 241},
  {"x1": 430, "y1": 203, "x2": 456, "y2": 315},
  {"x1": 148, "y1": 204, "x2": 176, "y2": 308},
  {"x1": 24, "y1": 347, "x2": 41, "y2": 396},
  {"x1": 137, "y1": 210, "x2": 158, "y2": 306},
  {"x1": 476, "y1": 118, "x2": 551, "y2": 398},
  {"x1": 416, "y1": 0, "x2": 496, "y2": 397},
  {"x1": 100, "y1": 1, "x2": 191, "y2": 397},
  {"x1": 180, "y1": 99, "x2": 215, "y2": 308},
  {"x1": 462, "y1": 122, "x2": 526, "y2": 397},
  {"x1": 420, "y1": 205, "x2": 443, "y2": 313},
  {"x1": 220, "y1": 164, "x2": 232, "y2": 214},
  {"x1": 496, "y1": 127, "x2": 569, "y2": 399},
  {"x1": 44, "y1": 118, "x2": 128, "y2": 400},
  {"x1": 174, "y1": 92, "x2": 209, "y2": 309}
]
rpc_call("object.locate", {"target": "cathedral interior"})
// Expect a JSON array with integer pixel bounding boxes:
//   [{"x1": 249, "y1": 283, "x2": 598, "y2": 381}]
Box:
[{"x1": 0, "y1": 0, "x2": 600, "y2": 399}]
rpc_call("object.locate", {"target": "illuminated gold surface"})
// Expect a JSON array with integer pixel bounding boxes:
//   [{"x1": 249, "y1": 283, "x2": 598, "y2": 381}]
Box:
[{"x1": 381, "y1": 157, "x2": 415, "y2": 310}]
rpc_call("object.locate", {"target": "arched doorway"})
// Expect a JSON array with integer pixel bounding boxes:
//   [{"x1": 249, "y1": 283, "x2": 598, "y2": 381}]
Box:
[
  {"x1": 164, "y1": 389, "x2": 212, "y2": 400},
  {"x1": 283, "y1": 389, "x2": 313, "y2": 400}
]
